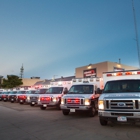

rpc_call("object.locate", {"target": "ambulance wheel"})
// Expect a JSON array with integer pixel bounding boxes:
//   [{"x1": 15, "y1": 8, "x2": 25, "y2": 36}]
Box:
[
  {"x1": 56, "y1": 104, "x2": 61, "y2": 110},
  {"x1": 20, "y1": 102, "x2": 23, "y2": 104},
  {"x1": 40, "y1": 105, "x2": 46, "y2": 110},
  {"x1": 30, "y1": 103, "x2": 35, "y2": 106},
  {"x1": 99, "y1": 117, "x2": 108, "y2": 126},
  {"x1": 62, "y1": 110, "x2": 69, "y2": 115},
  {"x1": 89, "y1": 106, "x2": 96, "y2": 117}
]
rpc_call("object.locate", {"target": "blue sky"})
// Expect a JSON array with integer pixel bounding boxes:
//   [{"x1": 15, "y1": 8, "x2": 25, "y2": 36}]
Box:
[{"x1": 0, "y1": 0, "x2": 140, "y2": 79}]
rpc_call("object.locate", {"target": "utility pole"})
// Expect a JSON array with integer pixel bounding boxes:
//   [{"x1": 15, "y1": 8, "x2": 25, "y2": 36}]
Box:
[{"x1": 132, "y1": 0, "x2": 140, "y2": 68}]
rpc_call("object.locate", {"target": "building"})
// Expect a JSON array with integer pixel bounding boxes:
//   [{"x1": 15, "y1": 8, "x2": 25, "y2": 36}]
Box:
[
  {"x1": 21, "y1": 78, "x2": 43, "y2": 87},
  {"x1": 32, "y1": 76, "x2": 75, "y2": 89},
  {"x1": 1, "y1": 61, "x2": 138, "y2": 88},
  {"x1": 75, "y1": 61, "x2": 138, "y2": 78},
  {"x1": 33, "y1": 61, "x2": 138, "y2": 87}
]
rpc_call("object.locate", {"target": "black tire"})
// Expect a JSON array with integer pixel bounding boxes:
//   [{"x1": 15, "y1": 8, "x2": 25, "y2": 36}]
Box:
[
  {"x1": 56, "y1": 104, "x2": 61, "y2": 110},
  {"x1": 20, "y1": 102, "x2": 24, "y2": 104},
  {"x1": 11, "y1": 101, "x2": 14, "y2": 103},
  {"x1": 62, "y1": 110, "x2": 69, "y2": 115},
  {"x1": 89, "y1": 106, "x2": 96, "y2": 117},
  {"x1": 40, "y1": 105, "x2": 46, "y2": 110},
  {"x1": 99, "y1": 118, "x2": 108, "y2": 126},
  {"x1": 30, "y1": 103, "x2": 35, "y2": 106}
]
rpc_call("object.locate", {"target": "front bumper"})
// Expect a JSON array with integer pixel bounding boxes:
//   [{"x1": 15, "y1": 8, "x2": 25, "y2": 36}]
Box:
[
  {"x1": 98, "y1": 110, "x2": 140, "y2": 122},
  {"x1": 60, "y1": 104, "x2": 92, "y2": 111},
  {"x1": 38, "y1": 101, "x2": 59, "y2": 106},
  {"x1": 19, "y1": 99, "x2": 26, "y2": 103},
  {"x1": 3, "y1": 97, "x2": 8, "y2": 101},
  {"x1": 25, "y1": 99, "x2": 31, "y2": 103},
  {"x1": 9, "y1": 97, "x2": 17, "y2": 102}
]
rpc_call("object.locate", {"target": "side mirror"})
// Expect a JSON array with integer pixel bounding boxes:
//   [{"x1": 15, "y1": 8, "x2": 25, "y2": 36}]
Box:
[
  {"x1": 96, "y1": 88, "x2": 102, "y2": 94},
  {"x1": 63, "y1": 88, "x2": 68, "y2": 94}
]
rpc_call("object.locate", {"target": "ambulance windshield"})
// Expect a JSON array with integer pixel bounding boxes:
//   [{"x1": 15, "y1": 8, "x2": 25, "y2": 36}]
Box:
[
  {"x1": 68, "y1": 85, "x2": 93, "y2": 94},
  {"x1": 103, "y1": 79, "x2": 140, "y2": 93}
]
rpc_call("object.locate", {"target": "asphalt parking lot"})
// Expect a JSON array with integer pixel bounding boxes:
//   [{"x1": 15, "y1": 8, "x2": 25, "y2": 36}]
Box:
[{"x1": 0, "y1": 101, "x2": 140, "y2": 140}]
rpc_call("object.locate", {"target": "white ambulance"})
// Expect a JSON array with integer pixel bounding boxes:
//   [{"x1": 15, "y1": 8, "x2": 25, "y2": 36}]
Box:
[
  {"x1": 60, "y1": 77, "x2": 103, "y2": 117},
  {"x1": 38, "y1": 80, "x2": 72, "y2": 110},
  {"x1": 98, "y1": 69, "x2": 140, "y2": 125}
]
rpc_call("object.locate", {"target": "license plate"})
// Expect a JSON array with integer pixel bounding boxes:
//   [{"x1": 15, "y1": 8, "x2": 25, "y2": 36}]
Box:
[
  {"x1": 4, "y1": 98, "x2": 6, "y2": 100},
  {"x1": 11, "y1": 99, "x2": 14, "y2": 101},
  {"x1": 20, "y1": 100, "x2": 23, "y2": 102},
  {"x1": 117, "y1": 116, "x2": 127, "y2": 122},
  {"x1": 43, "y1": 104, "x2": 47, "y2": 107},
  {"x1": 70, "y1": 109, "x2": 75, "y2": 112},
  {"x1": 32, "y1": 102, "x2": 35, "y2": 104}
]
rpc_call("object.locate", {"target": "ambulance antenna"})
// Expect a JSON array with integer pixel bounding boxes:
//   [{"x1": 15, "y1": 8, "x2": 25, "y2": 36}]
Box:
[{"x1": 132, "y1": 0, "x2": 140, "y2": 68}]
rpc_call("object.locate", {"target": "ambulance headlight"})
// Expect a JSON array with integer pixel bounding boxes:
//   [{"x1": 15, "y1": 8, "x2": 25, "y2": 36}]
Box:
[
  {"x1": 84, "y1": 99, "x2": 90, "y2": 105},
  {"x1": 52, "y1": 97, "x2": 57, "y2": 102},
  {"x1": 98, "y1": 100, "x2": 104, "y2": 110},
  {"x1": 61, "y1": 98, "x2": 64, "y2": 105}
]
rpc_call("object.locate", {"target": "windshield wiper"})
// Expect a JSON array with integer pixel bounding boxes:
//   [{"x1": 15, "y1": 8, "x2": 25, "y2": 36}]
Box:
[
  {"x1": 68, "y1": 92, "x2": 75, "y2": 94},
  {"x1": 121, "y1": 90, "x2": 136, "y2": 92},
  {"x1": 103, "y1": 90, "x2": 119, "y2": 93}
]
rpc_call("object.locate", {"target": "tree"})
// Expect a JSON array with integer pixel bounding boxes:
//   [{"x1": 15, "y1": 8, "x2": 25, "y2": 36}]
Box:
[{"x1": 1, "y1": 75, "x2": 23, "y2": 89}]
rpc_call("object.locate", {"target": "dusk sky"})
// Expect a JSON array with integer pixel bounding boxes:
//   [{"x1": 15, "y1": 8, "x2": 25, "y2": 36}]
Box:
[{"x1": 0, "y1": 0, "x2": 140, "y2": 79}]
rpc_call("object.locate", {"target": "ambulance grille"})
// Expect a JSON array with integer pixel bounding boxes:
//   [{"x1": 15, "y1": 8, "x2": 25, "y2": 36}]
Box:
[
  {"x1": 66, "y1": 98, "x2": 84, "y2": 105},
  {"x1": 105, "y1": 100, "x2": 139, "y2": 110}
]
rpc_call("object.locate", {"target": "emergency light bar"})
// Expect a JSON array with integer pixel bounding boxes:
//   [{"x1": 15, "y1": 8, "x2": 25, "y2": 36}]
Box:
[
  {"x1": 106, "y1": 71, "x2": 140, "y2": 77},
  {"x1": 72, "y1": 78, "x2": 102, "y2": 83}
]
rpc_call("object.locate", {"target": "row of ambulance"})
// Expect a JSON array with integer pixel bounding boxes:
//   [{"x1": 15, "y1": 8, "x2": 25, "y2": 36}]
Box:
[{"x1": 1, "y1": 69, "x2": 140, "y2": 126}]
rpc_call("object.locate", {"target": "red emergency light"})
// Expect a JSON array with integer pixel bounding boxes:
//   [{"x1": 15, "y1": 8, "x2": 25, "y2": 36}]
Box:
[
  {"x1": 116, "y1": 72, "x2": 122, "y2": 76},
  {"x1": 67, "y1": 99, "x2": 71, "y2": 103},
  {"x1": 67, "y1": 98, "x2": 80, "y2": 103},
  {"x1": 106, "y1": 74, "x2": 112, "y2": 77},
  {"x1": 125, "y1": 72, "x2": 132, "y2": 75},
  {"x1": 75, "y1": 99, "x2": 80, "y2": 103},
  {"x1": 137, "y1": 71, "x2": 140, "y2": 74},
  {"x1": 40, "y1": 97, "x2": 51, "y2": 101},
  {"x1": 19, "y1": 95, "x2": 26, "y2": 99}
]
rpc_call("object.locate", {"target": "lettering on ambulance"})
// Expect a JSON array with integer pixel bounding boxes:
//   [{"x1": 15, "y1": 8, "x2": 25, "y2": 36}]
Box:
[{"x1": 83, "y1": 69, "x2": 96, "y2": 78}]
